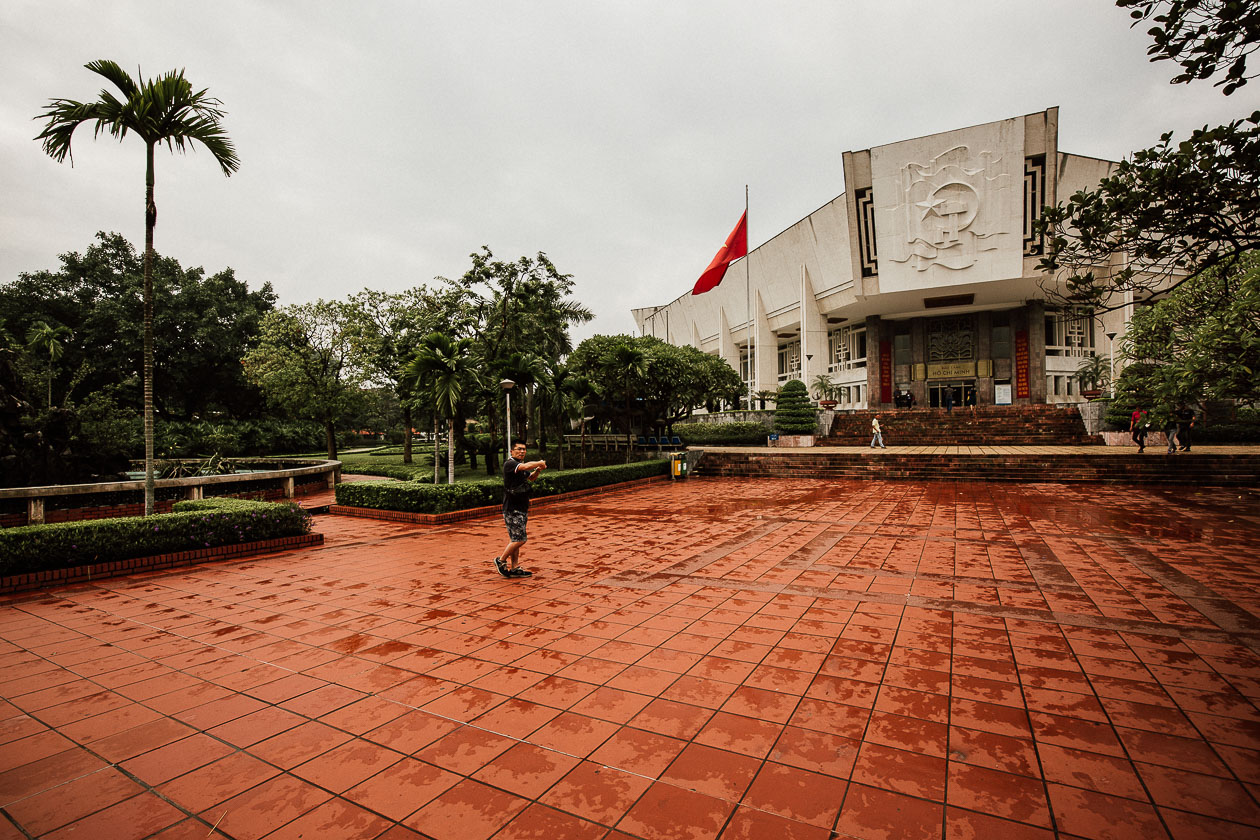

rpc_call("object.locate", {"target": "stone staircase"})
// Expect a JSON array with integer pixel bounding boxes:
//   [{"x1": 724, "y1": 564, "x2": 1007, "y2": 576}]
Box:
[
  {"x1": 819, "y1": 404, "x2": 1100, "y2": 446},
  {"x1": 691, "y1": 449, "x2": 1260, "y2": 486}
]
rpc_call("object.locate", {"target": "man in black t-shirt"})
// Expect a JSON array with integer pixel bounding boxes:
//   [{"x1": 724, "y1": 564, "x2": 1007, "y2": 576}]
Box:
[
  {"x1": 495, "y1": 440, "x2": 546, "y2": 579},
  {"x1": 1175, "y1": 406, "x2": 1195, "y2": 452}
]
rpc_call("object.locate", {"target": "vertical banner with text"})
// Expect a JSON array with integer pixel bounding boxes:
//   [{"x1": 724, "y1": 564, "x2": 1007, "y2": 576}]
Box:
[
  {"x1": 880, "y1": 340, "x2": 893, "y2": 405},
  {"x1": 1015, "y1": 330, "x2": 1030, "y2": 399}
]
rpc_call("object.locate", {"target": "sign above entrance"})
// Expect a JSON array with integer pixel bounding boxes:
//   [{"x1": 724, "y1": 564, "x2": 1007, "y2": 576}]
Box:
[{"x1": 927, "y1": 361, "x2": 976, "y2": 379}]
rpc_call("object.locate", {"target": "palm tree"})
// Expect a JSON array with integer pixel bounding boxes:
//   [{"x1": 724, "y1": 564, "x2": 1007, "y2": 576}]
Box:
[
  {"x1": 35, "y1": 60, "x2": 239, "y2": 515},
  {"x1": 404, "y1": 333, "x2": 477, "y2": 484},
  {"x1": 25, "y1": 321, "x2": 72, "y2": 409},
  {"x1": 498, "y1": 351, "x2": 548, "y2": 448},
  {"x1": 606, "y1": 344, "x2": 648, "y2": 461}
]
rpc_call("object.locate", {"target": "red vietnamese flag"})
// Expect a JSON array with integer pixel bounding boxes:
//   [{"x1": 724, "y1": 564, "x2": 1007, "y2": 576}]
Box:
[{"x1": 691, "y1": 211, "x2": 748, "y2": 295}]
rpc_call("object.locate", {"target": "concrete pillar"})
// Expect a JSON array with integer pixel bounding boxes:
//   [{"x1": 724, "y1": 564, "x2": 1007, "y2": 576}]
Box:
[
  {"x1": 184, "y1": 485, "x2": 204, "y2": 500},
  {"x1": 28, "y1": 498, "x2": 44, "y2": 525},
  {"x1": 284, "y1": 477, "x2": 295, "y2": 499},
  {"x1": 1027, "y1": 301, "x2": 1047, "y2": 403},
  {"x1": 909, "y1": 318, "x2": 927, "y2": 406},
  {"x1": 976, "y1": 311, "x2": 993, "y2": 406},
  {"x1": 865, "y1": 315, "x2": 885, "y2": 407}
]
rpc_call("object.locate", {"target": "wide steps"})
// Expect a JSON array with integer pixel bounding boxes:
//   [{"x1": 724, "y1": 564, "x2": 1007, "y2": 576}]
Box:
[
  {"x1": 820, "y1": 405, "x2": 1099, "y2": 447},
  {"x1": 693, "y1": 451, "x2": 1260, "y2": 486}
]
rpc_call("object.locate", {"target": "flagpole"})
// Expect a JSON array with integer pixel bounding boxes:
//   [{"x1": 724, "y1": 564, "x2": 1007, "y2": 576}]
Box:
[
  {"x1": 745, "y1": 184, "x2": 752, "y2": 412},
  {"x1": 800, "y1": 262, "x2": 806, "y2": 382}
]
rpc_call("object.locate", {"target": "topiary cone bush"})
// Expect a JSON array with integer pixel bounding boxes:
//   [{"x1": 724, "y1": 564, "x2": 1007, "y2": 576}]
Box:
[{"x1": 773, "y1": 380, "x2": 817, "y2": 435}]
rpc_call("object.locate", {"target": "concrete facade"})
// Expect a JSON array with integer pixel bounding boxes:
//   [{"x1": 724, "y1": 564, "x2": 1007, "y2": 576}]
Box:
[{"x1": 632, "y1": 108, "x2": 1137, "y2": 410}]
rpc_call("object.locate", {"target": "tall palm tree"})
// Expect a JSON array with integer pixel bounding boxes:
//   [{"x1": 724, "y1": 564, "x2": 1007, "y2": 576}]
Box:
[
  {"x1": 25, "y1": 321, "x2": 72, "y2": 409},
  {"x1": 607, "y1": 344, "x2": 648, "y2": 461},
  {"x1": 404, "y1": 333, "x2": 477, "y2": 484},
  {"x1": 35, "y1": 60, "x2": 239, "y2": 515}
]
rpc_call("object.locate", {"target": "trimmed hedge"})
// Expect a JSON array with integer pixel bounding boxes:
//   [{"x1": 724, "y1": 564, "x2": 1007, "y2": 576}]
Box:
[
  {"x1": 335, "y1": 459, "x2": 669, "y2": 514},
  {"x1": 0, "y1": 498, "x2": 312, "y2": 576},
  {"x1": 670, "y1": 421, "x2": 771, "y2": 445},
  {"x1": 775, "y1": 380, "x2": 818, "y2": 434},
  {"x1": 341, "y1": 464, "x2": 435, "y2": 482}
]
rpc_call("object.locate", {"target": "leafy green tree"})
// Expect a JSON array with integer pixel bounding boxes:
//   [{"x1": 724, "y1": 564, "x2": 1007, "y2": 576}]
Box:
[
  {"x1": 242, "y1": 301, "x2": 365, "y2": 460},
  {"x1": 25, "y1": 321, "x2": 71, "y2": 409},
  {"x1": 1037, "y1": 113, "x2": 1260, "y2": 311},
  {"x1": 443, "y1": 247, "x2": 593, "y2": 465},
  {"x1": 403, "y1": 332, "x2": 478, "y2": 484},
  {"x1": 1118, "y1": 0, "x2": 1259, "y2": 95},
  {"x1": 1118, "y1": 253, "x2": 1260, "y2": 409},
  {"x1": 1038, "y1": 2, "x2": 1260, "y2": 312},
  {"x1": 35, "y1": 61, "x2": 239, "y2": 515},
  {"x1": 343, "y1": 288, "x2": 450, "y2": 464},
  {"x1": 0, "y1": 233, "x2": 276, "y2": 422}
]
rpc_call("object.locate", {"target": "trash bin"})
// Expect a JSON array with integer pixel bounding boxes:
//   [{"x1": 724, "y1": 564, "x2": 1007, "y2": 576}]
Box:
[{"x1": 669, "y1": 452, "x2": 689, "y2": 479}]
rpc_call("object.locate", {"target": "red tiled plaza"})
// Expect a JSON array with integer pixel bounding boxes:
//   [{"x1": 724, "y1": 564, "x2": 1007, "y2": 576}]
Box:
[{"x1": 3, "y1": 475, "x2": 1260, "y2": 839}]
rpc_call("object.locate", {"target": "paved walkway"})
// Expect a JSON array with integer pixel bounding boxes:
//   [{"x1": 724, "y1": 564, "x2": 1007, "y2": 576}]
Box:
[{"x1": 2, "y1": 477, "x2": 1260, "y2": 839}]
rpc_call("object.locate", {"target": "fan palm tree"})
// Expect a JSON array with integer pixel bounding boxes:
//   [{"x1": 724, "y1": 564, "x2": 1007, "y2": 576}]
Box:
[
  {"x1": 25, "y1": 321, "x2": 72, "y2": 409},
  {"x1": 404, "y1": 333, "x2": 477, "y2": 484},
  {"x1": 606, "y1": 343, "x2": 648, "y2": 461},
  {"x1": 34, "y1": 60, "x2": 239, "y2": 515}
]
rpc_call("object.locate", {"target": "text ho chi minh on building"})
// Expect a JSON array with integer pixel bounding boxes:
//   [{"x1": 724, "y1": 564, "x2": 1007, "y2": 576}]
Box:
[{"x1": 632, "y1": 107, "x2": 1133, "y2": 412}]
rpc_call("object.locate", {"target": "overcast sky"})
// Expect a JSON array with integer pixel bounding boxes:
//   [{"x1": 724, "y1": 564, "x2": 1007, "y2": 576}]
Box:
[{"x1": 0, "y1": 1, "x2": 1243, "y2": 343}]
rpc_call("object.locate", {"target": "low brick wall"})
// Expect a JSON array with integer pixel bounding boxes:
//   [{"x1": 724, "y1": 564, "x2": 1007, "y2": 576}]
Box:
[
  {"x1": 0, "y1": 533, "x2": 324, "y2": 595},
  {"x1": 330, "y1": 475, "x2": 671, "y2": 525}
]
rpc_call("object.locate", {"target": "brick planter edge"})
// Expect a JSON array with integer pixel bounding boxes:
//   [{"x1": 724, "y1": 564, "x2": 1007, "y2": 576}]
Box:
[{"x1": 0, "y1": 532, "x2": 324, "y2": 594}]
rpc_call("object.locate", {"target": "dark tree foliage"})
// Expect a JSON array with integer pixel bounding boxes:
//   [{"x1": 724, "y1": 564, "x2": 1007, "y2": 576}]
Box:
[
  {"x1": 1036, "y1": 113, "x2": 1260, "y2": 311},
  {"x1": 1119, "y1": 0, "x2": 1260, "y2": 95},
  {"x1": 0, "y1": 233, "x2": 276, "y2": 420},
  {"x1": 1117, "y1": 253, "x2": 1260, "y2": 409}
]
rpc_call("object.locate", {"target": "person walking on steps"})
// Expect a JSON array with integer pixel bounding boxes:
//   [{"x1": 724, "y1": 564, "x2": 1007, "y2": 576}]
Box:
[
  {"x1": 495, "y1": 440, "x2": 546, "y2": 579},
  {"x1": 1130, "y1": 406, "x2": 1149, "y2": 453},
  {"x1": 1175, "y1": 405, "x2": 1196, "y2": 452},
  {"x1": 870, "y1": 415, "x2": 887, "y2": 449},
  {"x1": 1164, "y1": 411, "x2": 1180, "y2": 454}
]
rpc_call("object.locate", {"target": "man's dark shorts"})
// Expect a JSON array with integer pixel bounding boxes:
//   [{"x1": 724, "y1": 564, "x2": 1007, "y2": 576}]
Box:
[{"x1": 504, "y1": 510, "x2": 528, "y2": 543}]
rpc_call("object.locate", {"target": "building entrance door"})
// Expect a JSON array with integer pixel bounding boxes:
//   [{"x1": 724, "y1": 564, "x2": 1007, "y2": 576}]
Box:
[{"x1": 929, "y1": 381, "x2": 975, "y2": 409}]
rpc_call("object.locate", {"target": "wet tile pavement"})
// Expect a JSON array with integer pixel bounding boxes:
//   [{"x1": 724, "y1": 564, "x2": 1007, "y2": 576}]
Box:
[{"x1": 3, "y1": 477, "x2": 1260, "y2": 839}]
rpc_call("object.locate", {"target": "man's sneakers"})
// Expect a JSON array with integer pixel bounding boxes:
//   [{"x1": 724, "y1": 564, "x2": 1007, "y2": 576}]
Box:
[{"x1": 493, "y1": 557, "x2": 532, "y2": 579}]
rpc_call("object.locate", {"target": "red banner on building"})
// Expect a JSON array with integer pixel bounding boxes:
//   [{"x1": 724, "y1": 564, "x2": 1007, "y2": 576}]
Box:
[
  {"x1": 1015, "y1": 330, "x2": 1030, "y2": 399},
  {"x1": 880, "y1": 340, "x2": 893, "y2": 404}
]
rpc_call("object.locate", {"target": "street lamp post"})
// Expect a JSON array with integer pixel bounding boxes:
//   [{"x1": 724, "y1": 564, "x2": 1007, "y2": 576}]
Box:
[
  {"x1": 1105, "y1": 332, "x2": 1117, "y2": 398},
  {"x1": 500, "y1": 379, "x2": 516, "y2": 454}
]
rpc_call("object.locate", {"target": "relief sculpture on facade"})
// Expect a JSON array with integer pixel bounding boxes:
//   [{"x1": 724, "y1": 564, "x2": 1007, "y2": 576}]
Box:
[{"x1": 889, "y1": 144, "x2": 1010, "y2": 273}]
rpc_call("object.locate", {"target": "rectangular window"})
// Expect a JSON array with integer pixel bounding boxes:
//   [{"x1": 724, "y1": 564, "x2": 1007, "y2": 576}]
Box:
[
  {"x1": 739, "y1": 346, "x2": 755, "y2": 384},
  {"x1": 827, "y1": 325, "x2": 867, "y2": 372},
  {"x1": 992, "y1": 325, "x2": 1011, "y2": 359},
  {"x1": 777, "y1": 340, "x2": 801, "y2": 382},
  {"x1": 893, "y1": 333, "x2": 911, "y2": 366},
  {"x1": 1045, "y1": 307, "x2": 1096, "y2": 357}
]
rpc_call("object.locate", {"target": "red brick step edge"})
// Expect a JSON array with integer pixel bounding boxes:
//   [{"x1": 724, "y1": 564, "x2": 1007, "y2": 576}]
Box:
[{"x1": 0, "y1": 532, "x2": 324, "y2": 595}]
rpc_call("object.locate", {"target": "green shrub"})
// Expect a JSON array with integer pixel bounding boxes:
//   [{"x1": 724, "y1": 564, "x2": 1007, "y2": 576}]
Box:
[
  {"x1": 336, "y1": 479, "x2": 499, "y2": 513},
  {"x1": 774, "y1": 380, "x2": 817, "y2": 435},
  {"x1": 1195, "y1": 422, "x2": 1260, "y2": 443},
  {"x1": 671, "y1": 421, "x2": 771, "y2": 445},
  {"x1": 0, "y1": 498, "x2": 311, "y2": 576},
  {"x1": 341, "y1": 464, "x2": 434, "y2": 482},
  {"x1": 335, "y1": 460, "x2": 669, "y2": 513}
]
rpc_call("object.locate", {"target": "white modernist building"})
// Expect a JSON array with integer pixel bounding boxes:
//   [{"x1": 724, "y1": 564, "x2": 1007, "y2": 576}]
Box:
[{"x1": 632, "y1": 108, "x2": 1134, "y2": 410}]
